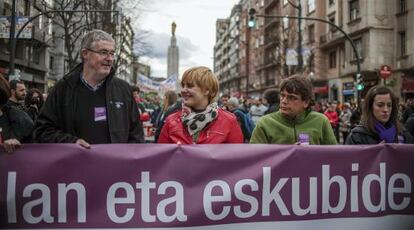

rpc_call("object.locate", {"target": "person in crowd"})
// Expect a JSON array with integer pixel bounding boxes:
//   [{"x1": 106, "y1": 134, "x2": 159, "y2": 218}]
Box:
[
  {"x1": 227, "y1": 97, "x2": 255, "y2": 142},
  {"x1": 250, "y1": 75, "x2": 337, "y2": 145},
  {"x1": 158, "y1": 66, "x2": 243, "y2": 144},
  {"x1": 154, "y1": 90, "x2": 179, "y2": 142},
  {"x1": 240, "y1": 98, "x2": 251, "y2": 113},
  {"x1": 339, "y1": 102, "x2": 352, "y2": 143},
  {"x1": 350, "y1": 101, "x2": 362, "y2": 129},
  {"x1": 218, "y1": 94, "x2": 230, "y2": 109},
  {"x1": 263, "y1": 88, "x2": 279, "y2": 115},
  {"x1": 0, "y1": 76, "x2": 34, "y2": 152},
  {"x1": 313, "y1": 101, "x2": 324, "y2": 113},
  {"x1": 402, "y1": 98, "x2": 414, "y2": 123},
  {"x1": 131, "y1": 86, "x2": 149, "y2": 121},
  {"x1": 249, "y1": 98, "x2": 267, "y2": 124},
  {"x1": 24, "y1": 88, "x2": 44, "y2": 121},
  {"x1": 7, "y1": 80, "x2": 27, "y2": 111},
  {"x1": 345, "y1": 85, "x2": 413, "y2": 144},
  {"x1": 405, "y1": 112, "x2": 414, "y2": 137},
  {"x1": 34, "y1": 29, "x2": 144, "y2": 148},
  {"x1": 324, "y1": 102, "x2": 339, "y2": 142}
]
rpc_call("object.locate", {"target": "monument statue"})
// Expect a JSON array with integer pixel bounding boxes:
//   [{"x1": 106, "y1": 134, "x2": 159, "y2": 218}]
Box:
[{"x1": 171, "y1": 21, "x2": 176, "y2": 36}]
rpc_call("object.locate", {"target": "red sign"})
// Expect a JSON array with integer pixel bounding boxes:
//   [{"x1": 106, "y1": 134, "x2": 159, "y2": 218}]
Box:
[{"x1": 380, "y1": 65, "x2": 392, "y2": 79}]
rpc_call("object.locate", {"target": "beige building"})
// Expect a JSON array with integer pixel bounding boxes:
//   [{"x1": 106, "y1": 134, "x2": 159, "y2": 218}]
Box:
[{"x1": 215, "y1": 0, "x2": 414, "y2": 102}]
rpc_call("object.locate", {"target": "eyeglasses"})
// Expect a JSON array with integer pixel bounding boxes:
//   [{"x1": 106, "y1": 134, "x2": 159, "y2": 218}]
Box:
[
  {"x1": 86, "y1": 48, "x2": 115, "y2": 58},
  {"x1": 280, "y1": 93, "x2": 301, "y2": 102}
]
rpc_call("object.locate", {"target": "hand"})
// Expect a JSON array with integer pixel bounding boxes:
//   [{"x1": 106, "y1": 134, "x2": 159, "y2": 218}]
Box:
[
  {"x1": 3, "y1": 139, "x2": 21, "y2": 153},
  {"x1": 76, "y1": 139, "x2": 91, "y2": 149}
]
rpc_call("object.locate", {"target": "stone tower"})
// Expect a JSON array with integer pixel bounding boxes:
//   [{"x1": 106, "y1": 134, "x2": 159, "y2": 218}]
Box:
[{"x1": 167, "y1": 21, "x2": 180, "y2": 91}]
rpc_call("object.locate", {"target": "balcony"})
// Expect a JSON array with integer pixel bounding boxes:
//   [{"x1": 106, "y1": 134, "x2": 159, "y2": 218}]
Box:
[{"x1": 319, "y1": 30, "x2": 343, "y2": 46}]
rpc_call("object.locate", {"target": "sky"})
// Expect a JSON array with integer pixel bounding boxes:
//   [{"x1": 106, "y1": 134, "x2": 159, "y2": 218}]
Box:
[{"x1": 134, "y1": 0, "x2": 240, "y2": 78}]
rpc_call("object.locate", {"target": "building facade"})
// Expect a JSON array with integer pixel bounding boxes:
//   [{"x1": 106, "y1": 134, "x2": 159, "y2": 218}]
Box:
[
  {"x1": 0, "y1": 0, "x2": 49, "y2": 91},
  {"x1": 215, "y1": 0, "x2": 414, "y2": 102}
]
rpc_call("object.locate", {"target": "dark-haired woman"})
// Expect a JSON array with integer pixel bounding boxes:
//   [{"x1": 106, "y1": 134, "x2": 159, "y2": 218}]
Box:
[{"x1": 345, "y1": 85, "x2": 413, "y2": 144}]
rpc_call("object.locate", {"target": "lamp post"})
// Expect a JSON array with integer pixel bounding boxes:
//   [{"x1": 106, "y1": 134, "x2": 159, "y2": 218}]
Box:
[
  {"x1": 8, "y1": 7, "x2": 117, "y2": 78},
  {"x1": 286, "y1": 0, "x2": 302, "y2": 72},
  {"x1": 251, "y1": 11, "x2": 362, "y2": 105}
]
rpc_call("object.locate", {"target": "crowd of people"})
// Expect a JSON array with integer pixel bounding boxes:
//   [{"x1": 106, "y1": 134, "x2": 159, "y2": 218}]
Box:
[{"x1": 1, "y1": 29, "x2": 413, "y2": 153}]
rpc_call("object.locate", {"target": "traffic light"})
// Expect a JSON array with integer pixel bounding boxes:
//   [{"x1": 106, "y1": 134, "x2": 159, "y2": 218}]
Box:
[
  {"x1": 248, "y1": 8, "x2": 256, "y2": 28},
  {"x1": 356, "y1": 73, "x2": 364, "y2": 91}
]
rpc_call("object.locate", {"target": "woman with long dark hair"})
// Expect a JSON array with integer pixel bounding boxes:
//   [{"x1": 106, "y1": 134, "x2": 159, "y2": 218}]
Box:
[{"x1": 345, "y1": 85, "x2": 413, "y2": 144}]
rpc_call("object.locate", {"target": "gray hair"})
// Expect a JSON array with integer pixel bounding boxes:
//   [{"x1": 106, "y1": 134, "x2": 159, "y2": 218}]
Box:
[
  {"x1": 227, "y1": 97, "x2": 240, "y2": 109},
  {"x1": 80, "y1": 29, "x2": 114, "y2": 50}
]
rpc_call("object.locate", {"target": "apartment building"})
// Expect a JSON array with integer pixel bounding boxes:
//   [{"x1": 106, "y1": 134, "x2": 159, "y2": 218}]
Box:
[
  {"x1": 0, "y1": 0, "x2": 49, "y2": 91},
  {"x1": 319, "y1": 0, "x2": 414, "y2": 102},
  {"x1": 115, "y1": 15, "x2": 135, "y2": 85},
  {"x1": 215, "y1": 0, "x2": 414, "y2": 102}
]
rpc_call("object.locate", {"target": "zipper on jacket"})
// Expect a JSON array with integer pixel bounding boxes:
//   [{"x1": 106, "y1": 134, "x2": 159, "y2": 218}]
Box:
[{"x1": 293, "y1": 122, "x2": 297, "y2": 143}]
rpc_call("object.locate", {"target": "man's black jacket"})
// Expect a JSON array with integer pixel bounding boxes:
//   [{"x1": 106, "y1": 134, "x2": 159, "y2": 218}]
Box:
[{"x1": 34, "y1": 63, "x2": 144, "y2": 143}]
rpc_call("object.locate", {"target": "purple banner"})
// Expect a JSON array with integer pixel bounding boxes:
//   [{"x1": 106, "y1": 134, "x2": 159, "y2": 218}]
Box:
[{"x1": 1, "y1": 144, "x2": 414, "y2": 229}]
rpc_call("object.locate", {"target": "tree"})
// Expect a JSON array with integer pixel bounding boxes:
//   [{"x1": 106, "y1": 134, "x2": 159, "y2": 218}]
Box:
[{"x1": 36, "y1": 0, "x2": 148, "y2": 71}]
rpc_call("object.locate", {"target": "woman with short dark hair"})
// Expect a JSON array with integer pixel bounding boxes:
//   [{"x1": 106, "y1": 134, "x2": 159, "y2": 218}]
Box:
[{"x1": 345, "y1": 85, "x2": 413, "y2": 144}]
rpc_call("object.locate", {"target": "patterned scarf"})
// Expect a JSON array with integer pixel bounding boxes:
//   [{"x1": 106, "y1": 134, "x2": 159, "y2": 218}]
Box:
[
  {"x1": 182, "y1": 102, "x2": 219, "y2": 137},
  {"x1": 374, "y1": 121, "x2": 397, "y2": 143}
]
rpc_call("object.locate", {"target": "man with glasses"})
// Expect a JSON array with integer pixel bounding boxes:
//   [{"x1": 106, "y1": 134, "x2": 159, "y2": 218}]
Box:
[
  {"x1": 34, "y1": 29, "x2": 144, "y2": 147},
  {"x1": 250, "y1": 75, "x2": 336, "y2": 145}
]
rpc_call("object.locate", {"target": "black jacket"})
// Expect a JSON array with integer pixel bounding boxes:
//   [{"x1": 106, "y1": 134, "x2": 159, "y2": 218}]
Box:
[
  {"x1": 34, "y1": 63, "x2": 144, "y2": 143},
  {"x1": 345, "y1": 125, "x2": 414, "y2": 145},
  {"x1": 0, "y1": 105, "x2": 34, "y2": 142}
]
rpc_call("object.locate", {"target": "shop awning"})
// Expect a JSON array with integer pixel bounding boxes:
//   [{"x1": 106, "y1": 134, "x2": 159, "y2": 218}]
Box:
[
  {"x1": 313, "y1": 85, "x2": 329, "y2": 94},
  {"x1": 402, "y1": 78, "x2": 414, "y2": 93},
  {"x1": 343, "y1": 89, "x2": 354, "y2": 95}
]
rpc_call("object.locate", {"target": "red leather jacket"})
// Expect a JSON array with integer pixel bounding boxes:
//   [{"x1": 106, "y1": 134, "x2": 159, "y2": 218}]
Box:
[{"x1": 158, "y1": 108, "x2": 244, "y2": 144}]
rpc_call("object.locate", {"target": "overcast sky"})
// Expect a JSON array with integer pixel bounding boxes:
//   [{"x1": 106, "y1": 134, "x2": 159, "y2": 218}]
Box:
[{"x1": 135, "y1": 0, "x2": 240, "y2": 78}]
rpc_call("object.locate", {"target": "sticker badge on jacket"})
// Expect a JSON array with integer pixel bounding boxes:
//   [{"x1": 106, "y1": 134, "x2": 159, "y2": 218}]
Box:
[
  {"x1": 94, "y1": 107, "x2": 107, "y2": 121},
  {"x1": 298, "y1": 133, "x2": 310, "y2": 145}
]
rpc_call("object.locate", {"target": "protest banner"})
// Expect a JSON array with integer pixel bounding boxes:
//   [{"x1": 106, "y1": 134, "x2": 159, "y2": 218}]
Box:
[{"x1": 1, "y1": 144, "x2": 413, "y2": 229}]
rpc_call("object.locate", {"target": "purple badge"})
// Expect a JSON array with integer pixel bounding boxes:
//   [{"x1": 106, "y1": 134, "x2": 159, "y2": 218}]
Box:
[
  {"x1": 298, "y1": 133, "x2": 310, "y2": 145},
  {"x1": 94, "y1": 107, "x2": 107, "y2": 121}
]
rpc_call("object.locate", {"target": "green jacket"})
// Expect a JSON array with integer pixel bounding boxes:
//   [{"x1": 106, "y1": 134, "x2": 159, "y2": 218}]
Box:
[{"x1": 250, "y1": 110, "x2": 337, "y2": 145}]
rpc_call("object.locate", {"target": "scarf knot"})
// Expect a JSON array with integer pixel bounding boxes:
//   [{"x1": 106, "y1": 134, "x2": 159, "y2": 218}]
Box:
[
  {"x1": 374, "y1": 121, "x2": 396, "y2": 143},
  {"x1": 182, "y1": 103, "x2": 218, "y2": 137}
]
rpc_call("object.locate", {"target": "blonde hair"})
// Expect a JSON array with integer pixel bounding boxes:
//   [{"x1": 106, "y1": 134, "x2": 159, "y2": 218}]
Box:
[{"x1": 181, "y1": 66, "x2": 219, "y2": 103}]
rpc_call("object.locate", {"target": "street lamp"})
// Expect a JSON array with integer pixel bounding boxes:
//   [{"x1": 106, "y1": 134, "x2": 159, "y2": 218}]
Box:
[
  {"x1": 249, "y1": 9, "x2": 363, "y2": 105},
  {"x1": 8, "y1": 5, "x2": 117, "y2": 78},
  {"x1": 285, "y1": 0, "x2": 303, "y2": 72}
]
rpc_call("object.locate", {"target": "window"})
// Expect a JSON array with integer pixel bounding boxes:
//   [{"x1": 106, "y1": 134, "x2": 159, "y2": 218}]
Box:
[
  {"x1": 308, "y1": 24, "x2": 315, "y2": 42},
  {"x1": 349, "y1": 0, "x2": 360, "y2": 21},
  {"x1": 399, "y1": 31, "x2": 406, "y2": 56},
  {"x1": 308, "y1": 0, "x2": 315, "y2": 13},
  {"x1": 3, "y1": 2, "x2": 11, "y2": 15},
  {"x1": 329, "y1": 0, "x2": 335, "y2": 6},
  {"x1": 329, "y1": 51, "x2": 337, "y2": 68},
  {"x1": 49, "y1": 56, "x2": 54, "y2": 71},
  {"x1": 353, "y1": 38, "x2": 363, "y2": 60},
  {"x1": 399, "y1": 0, "x2": 406, "y2": 13}
]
